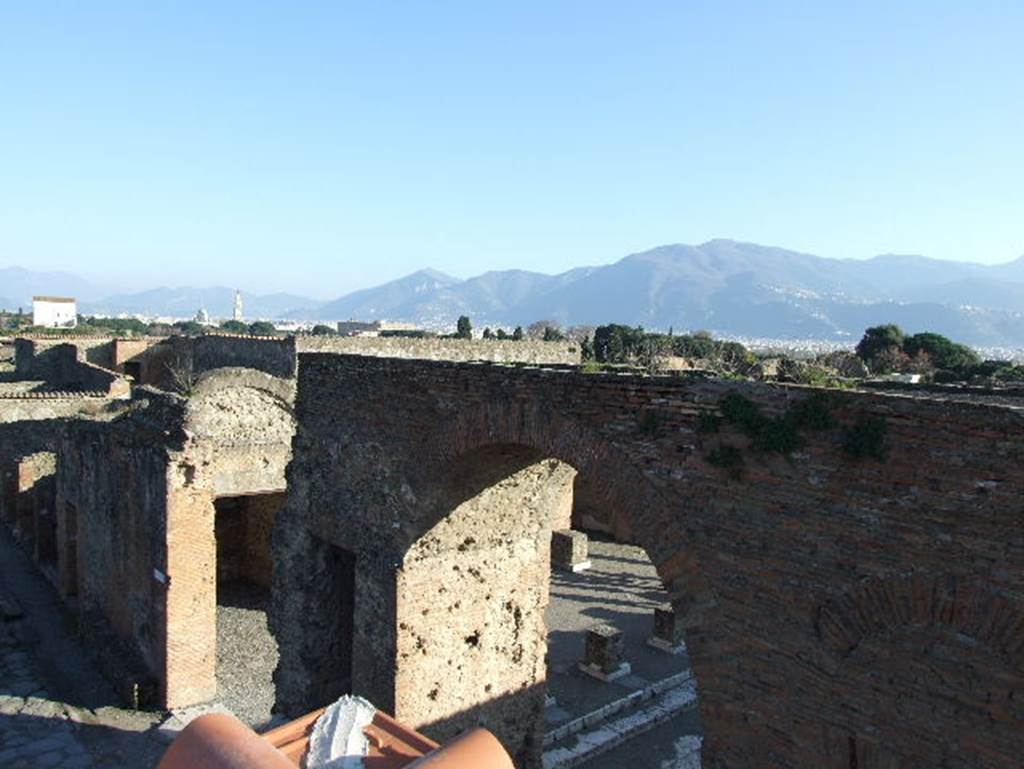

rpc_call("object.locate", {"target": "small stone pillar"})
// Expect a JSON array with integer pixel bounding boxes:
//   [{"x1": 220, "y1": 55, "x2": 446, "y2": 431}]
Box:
[
  {"x1": 578, "y1": 624, "x2": 631, "y2": 682},
  {"x1": 647, "y1": 603, "x2": 687, "y2": 655},
  {"x1": 551, "y1": 529, "x2": 591, "y2": 573}
]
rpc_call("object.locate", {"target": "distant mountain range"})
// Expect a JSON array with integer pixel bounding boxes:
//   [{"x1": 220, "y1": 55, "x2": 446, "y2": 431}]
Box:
[
  {"x1": 4, "y1": 240, "x2": 1024, "y2": 345},
  {"x1": 83, "y1": 286, "x2": 321, "y2": 320}
]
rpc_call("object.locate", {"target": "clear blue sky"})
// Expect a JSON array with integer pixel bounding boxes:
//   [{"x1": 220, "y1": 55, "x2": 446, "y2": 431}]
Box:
[{"x1": 1, "y1": 2, "x2": 1021, "y2": 297}]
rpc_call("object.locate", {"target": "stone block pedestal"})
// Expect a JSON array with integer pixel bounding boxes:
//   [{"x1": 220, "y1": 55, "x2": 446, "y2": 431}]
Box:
[
  {"x1": 579, "y1": 624, "x2": 630, "y2": 682},
  {"x1": 646, "y1": 603, "x2": 687, "y2": 655}
]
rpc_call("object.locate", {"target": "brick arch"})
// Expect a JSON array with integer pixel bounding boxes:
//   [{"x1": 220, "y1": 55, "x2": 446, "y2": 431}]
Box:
[
  {"x1": 816, "y1": 572, "x2": 1024, "y2": 671},
  {"x1": 416, "y1": 398, "x2": 720, "y2": 625}
]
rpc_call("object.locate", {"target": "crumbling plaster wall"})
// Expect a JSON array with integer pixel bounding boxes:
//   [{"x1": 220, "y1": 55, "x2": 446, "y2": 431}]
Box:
[{"x1": 275, "y1": 354, "x2": 1024, "y2": 769}]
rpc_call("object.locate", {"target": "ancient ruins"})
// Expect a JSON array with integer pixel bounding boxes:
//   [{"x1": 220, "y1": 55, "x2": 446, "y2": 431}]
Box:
[{"x1": 1, "y1": 331, "x2": 1022, "y2": 768}]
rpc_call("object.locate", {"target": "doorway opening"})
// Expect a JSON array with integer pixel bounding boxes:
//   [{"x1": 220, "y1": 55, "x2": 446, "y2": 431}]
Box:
[
  {"x1": 540, "y1": 477, "x2": 701, "y2": 768},
  {"x1": 214, "y1": 491, "x2": 285, "y2": 727}
]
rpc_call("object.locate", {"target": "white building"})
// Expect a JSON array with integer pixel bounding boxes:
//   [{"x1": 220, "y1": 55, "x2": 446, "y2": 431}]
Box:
[
  {"x1": 233, "y1": 290, "x2": 244, "y2": 322},
  {"x1": 32, "y1": 296, "x2": 77, "y2": 328}
]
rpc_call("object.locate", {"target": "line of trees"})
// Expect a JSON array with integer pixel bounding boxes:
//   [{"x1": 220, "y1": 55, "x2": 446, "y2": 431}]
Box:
[
  {"x1": 589, "y1": 324, "x2": 754, "y2": 371},
  {"x1": 854, "y1": 324, "x2": 1023, "y2": 383}
]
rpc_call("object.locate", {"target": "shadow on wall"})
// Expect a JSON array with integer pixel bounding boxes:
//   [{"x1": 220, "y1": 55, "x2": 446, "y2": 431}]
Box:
[
  {"x1": 413, "y1": 682, "x2": 549, "y2": 769},
  {"x1": 431, "y1": 443, "x2": 550, "y2": 513}
]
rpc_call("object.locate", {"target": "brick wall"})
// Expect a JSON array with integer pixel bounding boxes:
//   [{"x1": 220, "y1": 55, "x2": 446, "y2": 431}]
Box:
[{"x1": 276, "y1": 354, "x2": 1024, "y2": 769}]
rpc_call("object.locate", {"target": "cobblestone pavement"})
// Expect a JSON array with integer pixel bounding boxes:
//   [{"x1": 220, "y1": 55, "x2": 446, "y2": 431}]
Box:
[{"x1": 0, "y1": 530, "x2": 164, "y2": 769}]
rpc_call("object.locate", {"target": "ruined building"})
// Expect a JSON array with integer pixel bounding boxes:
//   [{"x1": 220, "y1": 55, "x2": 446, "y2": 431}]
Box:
[{"x1": 1, "y1": 330, "x2": 1023, "y2": 768}]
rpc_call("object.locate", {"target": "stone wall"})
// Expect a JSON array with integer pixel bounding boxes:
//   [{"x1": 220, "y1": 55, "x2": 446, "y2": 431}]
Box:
[
  {"x1": 58, "y1": 396, "x2": 184, "y2": 704},
  {"x1": 1, "y1": 366, "x2": 296, "y2": 710},
  {"x1": 192, "y1": 334, "x2": 297, "y2": 379},
  {"x1": 14, "y1": 333, "x2": 581, "y2": 393},
  {"x1": 0, "y1": 395, "x2": 117, "y2": 541},
  {"x1": 14, "y1": 337, "x2": 118, "y2": 377},
  {"x1": 16, "y1": 452, "x2": 57, "y2": 560},
  {"x1": 296, "y1": 335, "x2": 581, "y2": 365},
  {"x1": 12, "y1": 339, "x2": 128, "y2": 395},
  {"x1": 275, "y1": 354, "x2": 1024, "y2": 769},
  {"x1": 112, "y1": 338, "x2": 163, "y2": 371},
  {"x1": 0, "y1": 393, "x2": 114, "y2": 424}
]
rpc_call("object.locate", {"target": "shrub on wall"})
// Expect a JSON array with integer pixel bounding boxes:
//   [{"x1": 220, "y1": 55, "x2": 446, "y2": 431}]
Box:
[{"x1": 842, "y1": 415, "x2": 888, "y2": 460}]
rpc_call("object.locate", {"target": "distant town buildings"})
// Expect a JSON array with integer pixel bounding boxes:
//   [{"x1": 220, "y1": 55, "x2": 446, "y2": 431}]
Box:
[
  {"x1": 233, "y1": 290, "x2": 244, "y2": 322},
  {"x1": 336, "y1": 319, "x2": 419, "y2": 336},
  {"x1": 195, "y1": 308, "x2": 211, "y2": 324},
  {"x1": 32, "y1": 296, "x2": 77, "y2": 328}
]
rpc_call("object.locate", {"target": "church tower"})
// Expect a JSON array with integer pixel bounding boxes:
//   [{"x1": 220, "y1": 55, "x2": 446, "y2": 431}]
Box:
[{"x1": 233, "y1": 290, "x2": 244, "y2": 322}]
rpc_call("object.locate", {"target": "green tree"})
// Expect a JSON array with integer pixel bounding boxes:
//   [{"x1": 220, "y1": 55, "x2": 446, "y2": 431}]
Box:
[
  {"x1": 542, "y1": 325, "x2": 565, "y2": 342},
  {"x1": 455, "y1": 315, "x2": 472, "y2": 339},
  {"x1": 580, "y1": 334, "x2": 594, "y2": 361},
  {"x1": 512, "y1": 326, "x2": 524, "y2": 341},
  {"x1": 220, "y1": 320, "x2": 248, "y2": 334},
  {"x1": 311, "y1": 324, "x2": 336, "y2": 336},
  {"x1": 173, "y1": 321, "x2": 206, "y2": 336},
  {"x1": 870, "y1": 346, "x2": 911, "y2": 374},
  {"x1": 855, "y1": 324, "x2": 905, "y2": 362},
  {"x1": 81, "y1": 316, "x2": 153, "y2": 336},
  {"x1": 248, "y1": 321, "x2": 277, "y2": 336},
  {"x1": 482, "y1": 327, "x2": 493, "y2": 339},
  {"x1": 636, "y1": 334, "x2": 671, "y2": 373},
  {"x1": 903, "y1": 332, "x2": 979, "y2": 371},
  {"x1": 496, "y1": 328, "x2": 508, "y2": 340},
  {"x1": 592, "y1": 324, "x2": 645, "y2": 363}
]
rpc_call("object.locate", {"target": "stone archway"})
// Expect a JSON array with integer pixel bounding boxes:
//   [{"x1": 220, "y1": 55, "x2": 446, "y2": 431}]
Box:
[
  {"x1": 271, "y1": 352, "x2": 1024, "y2": 769},
  {"x1": 272, "y1": 396, "x2": 719, "y2": 768}
]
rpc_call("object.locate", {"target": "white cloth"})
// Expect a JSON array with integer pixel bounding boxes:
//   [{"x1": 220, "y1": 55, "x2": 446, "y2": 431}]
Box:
[{"x1": 305, "y1": 695, "x2": 377, "y2": 769}]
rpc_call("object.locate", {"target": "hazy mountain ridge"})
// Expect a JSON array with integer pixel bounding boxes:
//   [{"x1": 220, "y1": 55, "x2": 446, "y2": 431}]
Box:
[
  {"x1": 306, "y1": 240, "x2": 1024, "y2": 344},
  {"x1": 0, "y1": 266, "x2": 104, "y2": 306},
  {"x1": 81, "y1": 286, "x2": 321, "y2": 319},
  {"x1": 4, "y1": 240, "x2": 1024, "y2": 344}
]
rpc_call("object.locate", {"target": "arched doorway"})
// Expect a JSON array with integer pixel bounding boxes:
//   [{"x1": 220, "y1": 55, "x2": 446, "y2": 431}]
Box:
[{"x1": 272, "y1": 403, "x2": 716, "y2": 769}]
